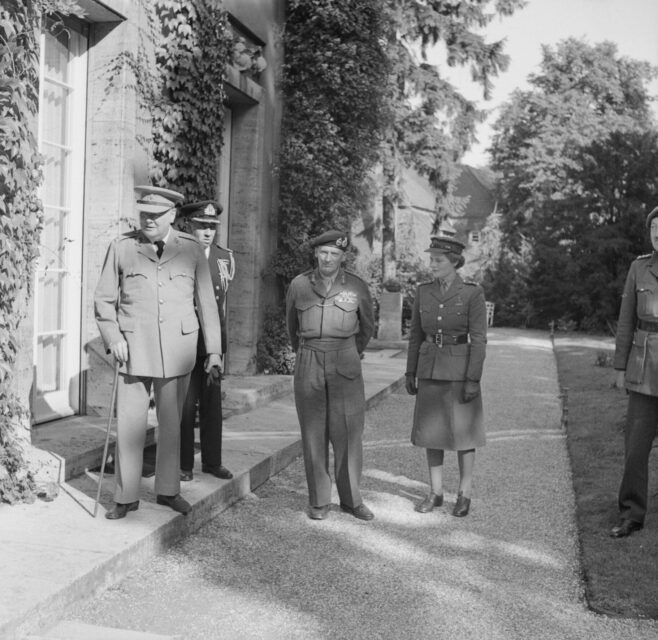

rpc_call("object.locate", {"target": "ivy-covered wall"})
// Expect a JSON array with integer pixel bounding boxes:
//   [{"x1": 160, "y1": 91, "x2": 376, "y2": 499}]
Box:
[{"x1": 272, "y1": 0, "x2": 391, "y2": 284}]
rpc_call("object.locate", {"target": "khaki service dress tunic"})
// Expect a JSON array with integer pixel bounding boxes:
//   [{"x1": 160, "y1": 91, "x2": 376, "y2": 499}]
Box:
[{"x1": 406, "y1": 276, "x2": 487, "y2": 450}]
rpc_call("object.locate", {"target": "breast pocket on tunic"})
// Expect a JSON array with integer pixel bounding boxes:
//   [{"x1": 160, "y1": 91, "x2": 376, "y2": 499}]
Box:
[
  {"x1": 327, "y1": 299, "x2": 359, "y2": 333},
  {"x1": 637, "y1": 287, "x2": 658, "y2": 317},
  {"x1": 170, "y1": 269, "x2": 195, "y2": 296},
  {"x1": 296, "y1": 302, "x2": 322, "y2": 333},
  {"x1": 122, "y1": 269, "x2": 149, "y2": 301}
]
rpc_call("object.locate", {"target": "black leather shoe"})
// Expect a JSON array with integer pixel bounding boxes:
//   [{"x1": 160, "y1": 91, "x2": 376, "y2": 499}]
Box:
[
  {"x1": 202, "y1": 464, "x2": 233, "y2": 479},
  {"x1": 453, "y1": 493, "x2": 471, "y2": 517},
  {"x1": 180, "y1": 470, "x2": 193, "y2": 482},
  {"x1": 156, "y1": 494, "x2": 192, "y2": 515},
  {"x1": 415, "y1": 493, "x2": 444, "y2": 513},
  {"x1": 307, "y1": 505, "x2": 330, "y2": 520},
  {"x1": 340, "y1": 502, "x2": 374, "y2": 521},
  {"x1": 105, "y1": 500, "x2": 139, "y2": 520},
  {"x1": 610, "y1": 519, "x2": 643, "y2": 538}
]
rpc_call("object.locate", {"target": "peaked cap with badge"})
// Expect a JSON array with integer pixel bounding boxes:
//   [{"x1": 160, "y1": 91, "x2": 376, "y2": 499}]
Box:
[
  {"x1": 134, "y1": 185, "x2": 184, "y2": 214},
  {"x1": 426, "y1": 221, "x2": 466, "y2": 268},
  {"x1": 180, "y1": 200, "x2": 223, "y2": 224}
]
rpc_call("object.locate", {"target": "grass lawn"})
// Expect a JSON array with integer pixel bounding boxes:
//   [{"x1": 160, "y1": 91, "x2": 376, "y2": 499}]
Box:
[{"x1": 554, "y1": 334, "x2": 658, "y2": 619}]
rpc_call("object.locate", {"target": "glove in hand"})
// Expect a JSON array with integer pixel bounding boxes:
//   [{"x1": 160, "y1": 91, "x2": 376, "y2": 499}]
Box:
[
  {"x1": 405, "y1": 374, "x2": 418, "y2": 396},
  {"x1": 462, "y1": 380, "x2": 480, "y2": 403}
]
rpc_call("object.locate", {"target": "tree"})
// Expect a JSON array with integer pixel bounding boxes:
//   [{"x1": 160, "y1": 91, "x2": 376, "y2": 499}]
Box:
[
  {"x1": 272, "y1": 0, "x2": 391, "y2": 285},
  {"x1": 378, "y1": 0, "x2": 525, "y2": 285},
  {"x1": 489, "y1": 38, "x2": 658, "y2": 329}
]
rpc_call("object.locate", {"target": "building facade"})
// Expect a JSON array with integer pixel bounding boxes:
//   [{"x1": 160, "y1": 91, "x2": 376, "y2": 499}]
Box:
[{"x1": 20, "y1": 0, "x2": 284, "y2": 428}]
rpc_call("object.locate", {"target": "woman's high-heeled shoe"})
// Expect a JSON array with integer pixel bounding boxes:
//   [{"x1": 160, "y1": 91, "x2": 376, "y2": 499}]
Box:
[
  {"x1": 415, "y1": 492, "x2": 444, "y2": 513},
  {"x1": 452, "y1": 492, "x2": 471, "y2": 517}
]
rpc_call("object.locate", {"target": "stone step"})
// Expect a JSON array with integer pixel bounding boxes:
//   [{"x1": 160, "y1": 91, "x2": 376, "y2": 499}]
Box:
[
  {"x1": 31, "y1": 375, "x2": 293, "y2": 482},
  {"x1": 27, "y1": 620, "x2": 179, "y2": 639}
]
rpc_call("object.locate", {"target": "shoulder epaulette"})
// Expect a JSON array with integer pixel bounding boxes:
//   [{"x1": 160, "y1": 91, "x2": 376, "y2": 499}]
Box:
[
  {"x1": 344, "y1": 269, "x2": 370, "y2": 286},
  {"x1": 119, "y1": 230, "x2": 140, "y2": 240},
  {"x1": 636, "y1": 253, "x2": 651, "y2": 261},
  {"x1": 418, "y1": 280, "x2": 433, "y2": 288},
  {"x1": 463, "y1": 280, "x2": 478, "y2": 286}
]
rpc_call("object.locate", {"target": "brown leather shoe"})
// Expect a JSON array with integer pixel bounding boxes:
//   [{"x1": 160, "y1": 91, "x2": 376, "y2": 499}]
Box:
[
  {"x1": 340, "y1": 502, "x2": 374, "y2": 521},
  {"x1": 307, "y1": 505, "x2": 330, "y2": 520},
  {"x1": 105, "y1": 500, "x2": 139, "y2": 520},
  {"x1": 452, "y1": 493, "x2": 471, "y2": 517},
  {"x1": 156, "y1": 494, "x2": 192, "y2": 515},
  {"x1": 202, "y1": 464, "x2": 233, "y2": 479},
  {"x1": 415, "y1": 493, "x2": 444, "y2": 513},
  {"x1": 610, "y1": 519, "x2": 643, "y2": 538},
  {"x1": 180, "y1": 470, "x2": 193, "y2": 482}
]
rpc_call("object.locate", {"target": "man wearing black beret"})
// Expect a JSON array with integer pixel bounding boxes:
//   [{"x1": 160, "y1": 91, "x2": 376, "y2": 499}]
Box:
[{"x1": 286, "y1": 230, "x2": 375, "y2": 520}]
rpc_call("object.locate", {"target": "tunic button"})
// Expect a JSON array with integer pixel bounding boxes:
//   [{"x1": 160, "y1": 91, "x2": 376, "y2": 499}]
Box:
[
  {"x1": 438, "y1": 316, "x2": 442, "y2": 321},
  {"x1": 215, "y1": 285, "x2": 220, "y2": 290},
  {"x1": 159, "y1": 299, "x2": 164, "y2": 304},
  {"x1": 157, "y1": 266, "x2": 162, "y2": 271},
  {"x1": 439, "y1": 304, "x2": 444, "y2": 308},
  {"x1": 159, "y1": 318, "x2": 164, "y2": 323}
]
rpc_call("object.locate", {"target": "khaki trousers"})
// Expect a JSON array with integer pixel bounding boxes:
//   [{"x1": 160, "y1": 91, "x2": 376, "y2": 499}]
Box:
[
  {"x1": 114, "y1": 373, "x2": 191, "y2": 503},
  {"x1": 293, "y1": 337, "x2": 365, "y2": 509}
]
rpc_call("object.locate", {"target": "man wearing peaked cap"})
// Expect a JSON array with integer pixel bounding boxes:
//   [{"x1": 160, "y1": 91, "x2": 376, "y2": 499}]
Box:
[
  {"x1": 177, "y1": 200, "x2": 235, "y2": 482},
  {"x1": 286, "y1": 229, "x2": 376, "y2": 521},
  {"x1": 94, "y1": 185, "x2": 223, "y2": 520}
]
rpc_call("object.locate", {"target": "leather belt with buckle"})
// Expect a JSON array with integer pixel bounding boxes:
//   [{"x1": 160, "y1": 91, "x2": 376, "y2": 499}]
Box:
[
  {"x1": 638, "y1": 320, "x2": 658, "y2": 333},
  {"x1": 425, "y1": 333, "x2": 469, "y2": 347}
]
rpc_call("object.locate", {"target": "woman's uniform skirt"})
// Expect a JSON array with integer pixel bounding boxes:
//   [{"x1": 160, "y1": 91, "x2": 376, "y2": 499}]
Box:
[{"x1": 411, "y1": 379, "x2": 485, "y2": 451}]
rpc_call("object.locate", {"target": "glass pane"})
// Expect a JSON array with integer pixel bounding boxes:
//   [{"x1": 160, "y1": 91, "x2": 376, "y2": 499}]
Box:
[
  {"x1": 42, "y1": 146, "x2": 70, "y2": 207},
  {"x1": 38, "y1": 270, "x2": 65, "y2": 333},
  {"x1": 43, "y1": 28, "x2": 72, "y2": 84},
  {"x1": 36, "y1": 334, "x2": 64, "y2": 392},
  {"x1": 40, "y1": 206, "x2": 70, "y2": 269},
  {"x1": 41, "y1": 80, "x2": 71, "y2": 146}
]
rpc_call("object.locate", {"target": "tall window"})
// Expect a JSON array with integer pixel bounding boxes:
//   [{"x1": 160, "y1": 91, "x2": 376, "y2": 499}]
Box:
[{"x1": 33, "y1": 20, "x2": 88, "y2": 423}]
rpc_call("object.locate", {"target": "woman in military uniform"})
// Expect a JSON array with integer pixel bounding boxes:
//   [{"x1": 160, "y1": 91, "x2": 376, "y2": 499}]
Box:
[{"x1": 405, "y1": 229, "x2": 487, "y2": 517}]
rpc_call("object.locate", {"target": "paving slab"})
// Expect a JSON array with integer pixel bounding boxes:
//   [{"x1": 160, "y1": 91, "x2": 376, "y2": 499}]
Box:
[{"x1": 0, "y1": 350, "x2": 406, "y2": 640}]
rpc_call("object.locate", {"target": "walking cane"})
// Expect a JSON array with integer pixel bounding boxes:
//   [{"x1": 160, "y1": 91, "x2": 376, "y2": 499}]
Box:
[{"x1": 93, "y1": 360, "x2": 120, "y2": 518}]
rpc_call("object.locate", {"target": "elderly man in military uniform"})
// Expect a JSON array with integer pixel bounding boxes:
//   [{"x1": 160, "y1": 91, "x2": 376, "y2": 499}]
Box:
[
  {"x1": 178, "y1": 200, "x2": 235, "y2": 482},
  {"x1": 95, "y1": 185, "x2": 222, "y2": 520},
  {"x1": 286, "y1": 230, "x2": 375, "y2": 521},
  {"x1": 611, "y1": 205, "x2": 658, "y2": 537}
]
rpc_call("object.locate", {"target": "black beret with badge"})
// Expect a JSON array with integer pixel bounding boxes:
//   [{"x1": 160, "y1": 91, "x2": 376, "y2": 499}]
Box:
[
  {"x1": 310, "y1": 229, "x2": 349, "y2": 251},
  {"x1": 179, "y1": 200, "x2": 223, "y2": 224}
]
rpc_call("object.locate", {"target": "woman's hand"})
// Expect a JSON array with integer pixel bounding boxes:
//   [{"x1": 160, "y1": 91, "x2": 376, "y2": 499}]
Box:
[
  {"x1": 405, "y1": 374, "x2": 418, "y2": 395},
  {"x1": 462, "y1": 380, "x2": 480, "y2": 403}
]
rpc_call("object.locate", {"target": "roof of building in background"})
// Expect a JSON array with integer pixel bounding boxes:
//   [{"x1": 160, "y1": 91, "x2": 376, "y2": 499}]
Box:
[
  {"x1": 398, "y1": 165, "x2": 497, "y2": 229},
  {"x1": 452, "y1": 165, "x2": 497, "y2": 223}
]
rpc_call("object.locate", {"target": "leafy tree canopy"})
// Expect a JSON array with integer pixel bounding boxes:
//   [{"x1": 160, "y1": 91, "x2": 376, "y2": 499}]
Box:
[{"x1": 488, "y1": 38, "x2": 658, "y2": 330}]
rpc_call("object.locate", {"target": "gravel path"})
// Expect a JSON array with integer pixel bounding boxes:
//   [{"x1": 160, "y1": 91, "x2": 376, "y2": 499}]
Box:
[{"x1": 67, "y1": 329, "x2": 658, "y2": 640}]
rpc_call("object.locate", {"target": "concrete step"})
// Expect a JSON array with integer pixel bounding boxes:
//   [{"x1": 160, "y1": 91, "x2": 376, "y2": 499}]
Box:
[
  {"x1": 31, "y1": 375, "x2": 293, "y2": 482},
  {"x1": 28, "y1": 620, "x2": 179, "y2": 639}
]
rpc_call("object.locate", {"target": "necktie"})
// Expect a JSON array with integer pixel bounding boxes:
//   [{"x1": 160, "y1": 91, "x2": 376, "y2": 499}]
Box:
[{"x1": 155, "y1": 240, "x2": 165, "y2": 259}]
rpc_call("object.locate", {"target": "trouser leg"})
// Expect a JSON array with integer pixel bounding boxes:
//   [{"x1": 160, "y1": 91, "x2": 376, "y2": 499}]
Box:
[
  {"x1": 153, "y1": 374, "x2": 190, "y2": 497},
  {"x1": 619, "y1": 391, "x2": 658, "y2": 523},
  {"x1": 294, "y1": 348, "x2": 331, "y2": 507},
  {"x1": 180, "y1": 360, "x2": 203, "y2": 471},
  {"x1": 327, "y1": 347, "x2": 365, "y2": 509},
  {"x1": 114, "y1": 374, "x2": 151, "y2": 504},
  {"x1": 198, "y1": 365, "x2": 222, "y2": 467}
]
